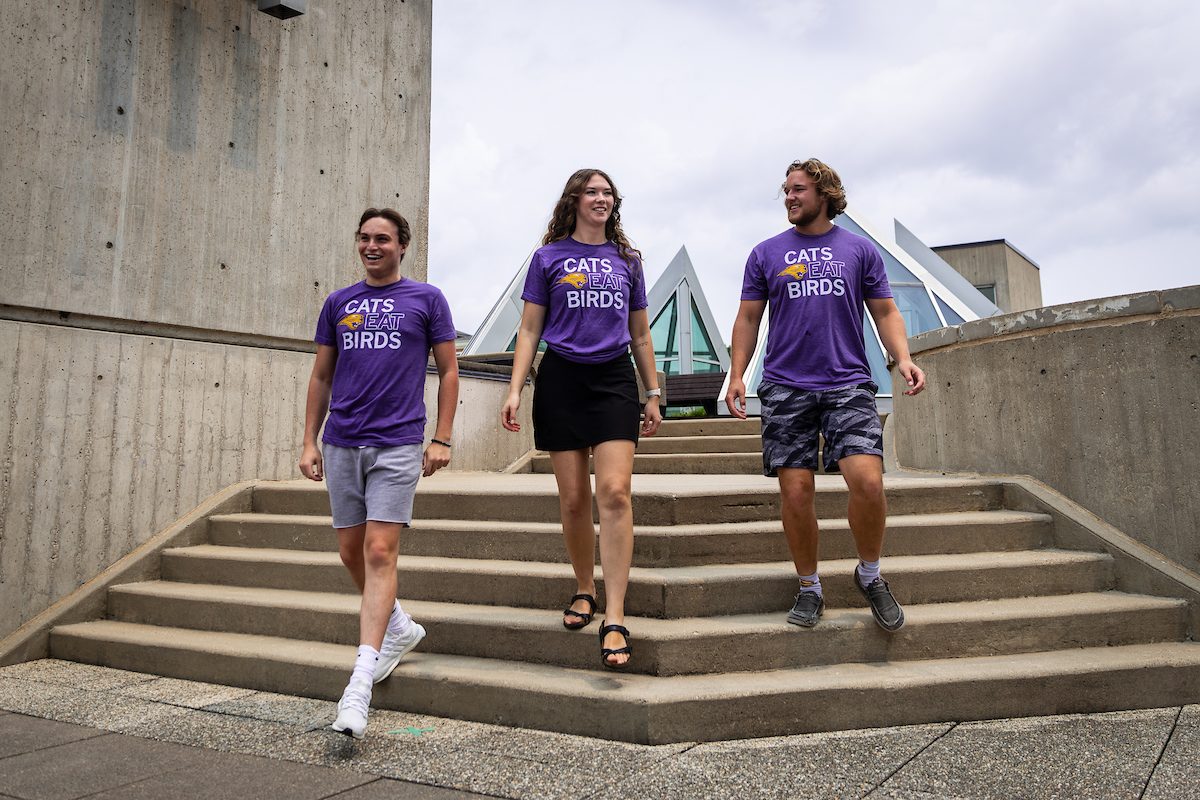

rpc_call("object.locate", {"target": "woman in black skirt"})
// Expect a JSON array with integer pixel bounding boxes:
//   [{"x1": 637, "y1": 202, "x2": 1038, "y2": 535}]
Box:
[{"x1": 501, "y1": 169, "x2": 662, "y2": 670}]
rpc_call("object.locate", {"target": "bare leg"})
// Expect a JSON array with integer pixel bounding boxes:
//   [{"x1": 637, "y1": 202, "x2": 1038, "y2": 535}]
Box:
[
  {"x1": 777, "y1": 467, "x2": 819, "y2": 576},
  {"x1": 548, "y1": 449, "x2": 598, "y2": 625},
  {"x1": 592, "y1": 439, "x2": 636, "y2": 666},
  {"x1": 337, "y1": 521, "x2": 402, "y2": 650},
  {"x1": 837, "y1": 454, "x2": 886, "y2": 564}
]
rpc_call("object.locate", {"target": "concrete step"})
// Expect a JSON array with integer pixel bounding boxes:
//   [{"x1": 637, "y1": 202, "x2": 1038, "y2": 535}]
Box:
[
  {"x1": 634, "y1": 435, "x2": 762, "y2": 455},
  {"x1": 49, "y1": 621, "x2": 1200, "y2": 743},
  {"x1": 532, "y1": 452, "x2": 765, "y2": 475},
  {"x1": 208, "y1": 509, "x2": 1053, "y2": 566},
  {"x1": 655, "y1": 417, "x2": 762, "y2": 437},
  {"x1": 159, "y1": 547, "x2": 1114, "y2": 618},
  {"x1": 105, "y1": 582, "x2": 1189, "y2": 677},
  {"x1": 251, "y1": 476, "x2": 1008, "y2": 523}
]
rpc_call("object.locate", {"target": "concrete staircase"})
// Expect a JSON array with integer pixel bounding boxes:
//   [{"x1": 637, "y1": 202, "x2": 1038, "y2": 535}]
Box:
[{"x1": 48, "y1": 419, "x2": 1200, "y2": 744}]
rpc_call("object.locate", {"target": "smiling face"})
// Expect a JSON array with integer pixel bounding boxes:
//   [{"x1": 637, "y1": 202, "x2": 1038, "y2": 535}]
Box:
[
  {"x1": 783, "y1": 169, "x2": 830, "y2": 232},
  {"x1": 574, "y1": 173, "x2": 614, "y2": 230},
  {"x1": 357, "y1": 216, "x2": 407, "y2": 285}
]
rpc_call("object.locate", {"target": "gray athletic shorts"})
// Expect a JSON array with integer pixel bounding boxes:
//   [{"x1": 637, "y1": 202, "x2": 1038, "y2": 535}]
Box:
[
  {"x1": 758, "y1": 380, "x2": 883, "y2": 476},
  {"x1": 322, "y1": 443, "x2": 422, "y2": 529}
]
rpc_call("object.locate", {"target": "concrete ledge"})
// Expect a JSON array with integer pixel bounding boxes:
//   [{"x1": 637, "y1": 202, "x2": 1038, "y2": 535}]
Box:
[
  {"x1": 908, "y1": 285, "x2": 1200, "y2": 355},
  {"x1": 0, "y1": 482, "x2": 255, "y2": 667}
]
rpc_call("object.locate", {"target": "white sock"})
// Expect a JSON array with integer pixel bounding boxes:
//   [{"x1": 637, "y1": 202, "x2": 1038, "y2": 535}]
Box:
[
  {"x1": 799, "y1": 572, "x2": 821, "y2": 597},
  {"x1": 387, "y1": 600, "x2": 411, "y2": 636},
  {"x1": 858, "y1": 559, "x2": 881, "y2": 588},
  {"x1": 351, "y1": 645, "x2": 379, "y2": 687}
]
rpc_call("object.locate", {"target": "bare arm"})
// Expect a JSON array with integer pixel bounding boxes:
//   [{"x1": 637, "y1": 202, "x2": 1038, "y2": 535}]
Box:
[
  {"x1": 627, "y1": 307, "x2": 662, "y2": 436},
  {"x1": 299, "y1": 344, "x2": 338, "y2": 481},
  {"x1": 725, "y1": 299, "x2": 767, "y2": 419},
  {"x1": 501, "y1": 301, "x2": 547, "y2": 432},
  {"x1": 866, "y1": 296, "x2": 925, "y2": 396},
  {"x1": 423, "y1": 339, "x2": 459, "y2": 476}
]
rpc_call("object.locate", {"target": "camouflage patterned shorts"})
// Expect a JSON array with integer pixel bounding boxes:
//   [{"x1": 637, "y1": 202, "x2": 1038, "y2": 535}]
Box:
[{"x1": 758, "y1": 380, "x2": 882, "y2": 476}]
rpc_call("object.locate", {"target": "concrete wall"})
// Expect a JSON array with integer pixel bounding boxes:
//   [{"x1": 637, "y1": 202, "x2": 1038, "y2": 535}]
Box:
[
  {"x1": 933, "y1": 241, "x2": 1043, "y2": 314},
  {"x1": 0, "y1": 0, "x2": 436, "y2": 640},
  {"x1": 0, "y1": 320, "x2": 313, "y2": 640},
  {"x1": 890, "y1": 286, "x2": 1200, "y2": 574},
  {"x1": 425, "y1": 366, "x2": 535, "y2": 473},
  {"x1": 1, "y1": 0, "x2": 432, "y2": 335},
  {"x1": 0, "y1": 317, "x2": 532, "y2": 642}
]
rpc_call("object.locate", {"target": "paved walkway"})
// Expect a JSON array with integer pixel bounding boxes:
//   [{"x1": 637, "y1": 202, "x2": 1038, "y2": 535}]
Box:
[{"x1": 0, "y1": 660, "x2": 1196, "y2": 799}]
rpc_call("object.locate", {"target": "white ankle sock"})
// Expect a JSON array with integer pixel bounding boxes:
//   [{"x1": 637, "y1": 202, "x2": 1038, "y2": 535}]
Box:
[
  {"x1": 799, "y1": 572, "x2": 821, "y2": 597},
  {"x1": 387, "y1": 600, "x2": 411, "y2": 636},
  {"x1": 858, "y1": 559, "x2": 881, "y2": 587},
  {"x1": 351, "y1": 645, "x2": 379, "y2": 687}
]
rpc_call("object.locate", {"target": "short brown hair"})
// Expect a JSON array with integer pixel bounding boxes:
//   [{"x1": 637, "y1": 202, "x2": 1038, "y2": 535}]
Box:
[
  {"x1": 356, "y1": 208, "x2": 412, "y2": 247},
  {"x1": 783, "y1": 159, "x2": 847, "y2": 219}
]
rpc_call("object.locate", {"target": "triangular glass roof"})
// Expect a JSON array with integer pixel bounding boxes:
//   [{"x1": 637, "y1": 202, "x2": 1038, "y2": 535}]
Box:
[
  {"x1": 461, "y1": 247, "x2": 536, "y2": 356},
  {"x1": 718, "y1": 204, "x2": 998, "y2": 415},
  {"x1": 646, "y1": 246, "x2": 731, "y2": 375}
]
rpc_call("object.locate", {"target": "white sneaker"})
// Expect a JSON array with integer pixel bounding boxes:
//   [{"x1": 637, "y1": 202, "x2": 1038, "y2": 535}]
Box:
[
  {"x1": 373, "y1": 622, "x2": 426, "y2": 683},
  {"x1": 331, "y1": 677, "x2": 371, "y2": 739}
]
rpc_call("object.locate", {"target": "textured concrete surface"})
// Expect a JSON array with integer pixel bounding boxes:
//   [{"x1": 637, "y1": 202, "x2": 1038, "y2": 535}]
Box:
[
  {"x1": 892, "y1": 287, "x2": 1200, "y2": 575},
  {"x1": 2, "y1": 660, "x2": 1197, "y2": 800}
]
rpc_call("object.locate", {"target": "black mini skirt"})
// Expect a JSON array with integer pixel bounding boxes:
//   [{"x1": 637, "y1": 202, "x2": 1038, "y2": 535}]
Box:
[{"x1": 532, "y1": 348, "x2": 640, "y2": 451}]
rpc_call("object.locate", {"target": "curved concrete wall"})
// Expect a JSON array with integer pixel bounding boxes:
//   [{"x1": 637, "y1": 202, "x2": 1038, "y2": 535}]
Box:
[{"x1": 890, "y1": 286, "x2": 1200, "y2": 574}]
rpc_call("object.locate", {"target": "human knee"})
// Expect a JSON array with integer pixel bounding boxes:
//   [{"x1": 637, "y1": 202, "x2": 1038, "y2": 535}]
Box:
[
  {"x1": 558, "y1": 486, "x2": 593, "y2": 520},
  {"x1": 847, "y1": 473, "x2": 885, "y2": 506},
  {"x1": 595, "y1": 479, "x2": 631, "y2": 517},
  {"x1": 363, "y1": 538, "x2": 398, "y2": 572},
  {"x1": 780, "y1": 473, "x2": 816, "y2": 507}
]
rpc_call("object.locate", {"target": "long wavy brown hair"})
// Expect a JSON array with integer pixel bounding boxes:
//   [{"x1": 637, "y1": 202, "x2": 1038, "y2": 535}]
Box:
[
  {"x1": 542, "y1": 169, "x2": 642, "y2": 269},
  {"x1": 783, "y1": 158, "x2": 848, "y2": 219}
]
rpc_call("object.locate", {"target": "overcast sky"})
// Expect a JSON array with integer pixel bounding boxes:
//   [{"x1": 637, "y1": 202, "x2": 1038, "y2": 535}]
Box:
[{"x1": 427, "y1": 0, "x2": 1200, "y2": 339}]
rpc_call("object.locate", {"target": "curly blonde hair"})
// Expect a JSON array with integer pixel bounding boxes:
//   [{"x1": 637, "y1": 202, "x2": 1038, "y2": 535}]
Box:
[
  {"x1": 542, "y1": 169, "x2": 642, "y2": 269},
  {"x1": 783, "y1": 159, "x2": 847, "y2": 219}
]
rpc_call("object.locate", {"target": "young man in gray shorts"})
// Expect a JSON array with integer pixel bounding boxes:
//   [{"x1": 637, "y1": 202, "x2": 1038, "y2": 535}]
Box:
[
  {"x1": 725, "y1": 159, "x2": 925, "y2": 631},
  {"x1": 300, "y1": 208, "x2": 459, "y2": 738}
]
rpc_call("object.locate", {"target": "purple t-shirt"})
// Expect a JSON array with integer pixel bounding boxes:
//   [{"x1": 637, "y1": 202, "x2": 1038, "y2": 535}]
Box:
[
  {"x1": 740, "y1": 225, "x2": 892, "y2": 391},
  {"x1": 315, "y1": 278, "x2": 456, "y2": 447},
  {"x1": 521, "y1": 238, "x2": 648, "y2": 363}
]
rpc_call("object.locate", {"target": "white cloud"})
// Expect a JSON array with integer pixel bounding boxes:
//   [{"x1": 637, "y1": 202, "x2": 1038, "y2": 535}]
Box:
[{"x1": 428, "y1": 0, "x2": 1200, "y2": 335}]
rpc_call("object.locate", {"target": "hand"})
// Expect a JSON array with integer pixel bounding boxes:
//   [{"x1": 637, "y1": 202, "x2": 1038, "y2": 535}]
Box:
[
  {"x1": 501, "y1": 392, "x2": 522, "y2": 432},
  {"x1": 299, "y1": 442, "x2": 323, "y2": 481},
  {"x1": 422, "y1": 442, "x2": 450, "y2": 477},
  {"x1": 641, "y1": 396, "x2": 662, "y2": 436},
  {"x1": 725, "y1": 378, "x2": 748, "y2": 419},
  {"x1": 897, "y1": 361, "x2": 926, "y2": 396}
]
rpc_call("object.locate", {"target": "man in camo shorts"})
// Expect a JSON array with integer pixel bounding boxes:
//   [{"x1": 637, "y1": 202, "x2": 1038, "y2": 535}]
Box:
[{"x1": 726, "y1": 159, "x2": 925, "y2": 631}]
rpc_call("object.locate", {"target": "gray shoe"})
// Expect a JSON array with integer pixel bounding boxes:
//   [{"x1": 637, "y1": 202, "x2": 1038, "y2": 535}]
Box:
[
  {"x1": 855, "y1": 566, "x2": 905, "y2": 631},
  {"x1": 787, "y1": 591, "x2": 825, "y2": 627}
]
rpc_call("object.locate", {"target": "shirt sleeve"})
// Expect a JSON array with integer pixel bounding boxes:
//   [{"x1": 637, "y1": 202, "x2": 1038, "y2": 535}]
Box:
[
  {"x1": 427, "y1": 286, "x2": 457, "y2": 344},
  {"x1": 314, "y1": 294, "x2": 337, "y2": 346},
  {"x1": 520, "y1": 250, "x2": 550, "y2": 306},
  {"x1": 862, "y1": 242, "x2": 893, "y2": 299},
  {"x1": 629, "y1": 256, "x2": 648, "y2": 311},
  {"x1": 740, "y1": 248, "x2": 768, "y2": 301}
]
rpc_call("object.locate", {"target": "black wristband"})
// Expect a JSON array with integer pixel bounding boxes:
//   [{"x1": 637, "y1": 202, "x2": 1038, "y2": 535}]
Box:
[{"x1": 430, "y1": 438, "x2": 451, "y2": 448}]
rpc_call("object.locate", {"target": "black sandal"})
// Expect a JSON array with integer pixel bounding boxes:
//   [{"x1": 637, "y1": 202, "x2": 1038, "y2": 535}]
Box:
[
  {"x1": 599, "y1": 623, "x2": 632, "y2": 670},
  {"x1": 563, "y1": 593, "x2": 597, "y2": 630}
]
